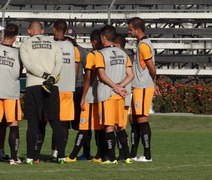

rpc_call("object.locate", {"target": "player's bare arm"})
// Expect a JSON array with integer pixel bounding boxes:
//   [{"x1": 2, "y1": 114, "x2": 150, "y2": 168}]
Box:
[
  {"x1": 117, "y1": 66, "x2": 134, "y2": 88},
  {"x1": 146, "y1": 59, "x2": 160, "y2": 95},
  {"x1": 80, "y1": 69, "x2": 91, "y2": 111}
]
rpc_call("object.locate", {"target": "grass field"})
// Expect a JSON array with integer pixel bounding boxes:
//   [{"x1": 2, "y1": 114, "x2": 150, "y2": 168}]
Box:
[{"x1": 1, "y1": 115, "x2": 212, "y2": 180}]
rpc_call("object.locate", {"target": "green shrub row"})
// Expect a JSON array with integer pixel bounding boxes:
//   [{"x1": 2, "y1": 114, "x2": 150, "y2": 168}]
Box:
[{"x1": 153, "y1": 76, "x2": 212, "y2": 114}]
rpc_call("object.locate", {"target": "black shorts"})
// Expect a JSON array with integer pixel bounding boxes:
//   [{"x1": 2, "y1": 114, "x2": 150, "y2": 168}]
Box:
[{"x1": 24, "y1": 85, "x2": 60, "y2": 121}]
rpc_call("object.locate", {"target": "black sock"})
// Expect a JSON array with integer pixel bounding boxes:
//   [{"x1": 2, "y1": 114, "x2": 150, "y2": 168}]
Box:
[
  {"x1": 117, "y1": 140, "x2": 125, "y2": 160},
  {"x1": 105, "y1": 131, "x2": 116, "y2": 161},
  {"x1": 0, "y1": 120, "x2": 7, "y2": 150},
  {"x1": 62, "y1": 122, "x2": 69, "y2": 149},
  {"x1": 35, "y1": 122, "x2": 46, "y2": 160},
  {"x1": 83, "y1": 130, "x2": 91, "y2": 158},
  {"x1": 49, "y1": 119, "x2": 65, "y2": 158},
  {"x1": 138, "y1": 122, "x2": 151, "y2": 159},
  {"x1": 69, "y1": 130, "x2": 88, "y2": 159},
  {"x1": 130, "y1": 122, "x2": 140, "y2": 158},
  {"x1": 52, "y1": 122, "x2": 69, "y2": 152},
  {"x1": 94, "y1": 130, "x2": 105, "y2": 159},
  {"x1": 9, "y1": 126, "x2": 19, "y2": 160},
  {"x1": 117, "y1": 130, "x2": 130, "y2": 159},
  {"x1": 94, "y1": 130, "x2": 101, "y2": 159}
]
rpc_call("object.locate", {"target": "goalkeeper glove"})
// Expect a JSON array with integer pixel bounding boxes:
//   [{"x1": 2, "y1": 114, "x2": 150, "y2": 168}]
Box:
[
  {"x1": 55, "y1": 74, "x2": 60, "y2": 84},
  {"x1": 42, "y1": 76, "x2": 55, "y2": 93}
]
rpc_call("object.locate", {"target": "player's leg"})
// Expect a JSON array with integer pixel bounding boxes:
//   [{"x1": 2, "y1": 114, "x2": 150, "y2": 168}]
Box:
[
  {"x1": 116, "y1": 127, "x2": 132, "y2": 163},
  {"x1": 92, "y1": 129, "x2": 105, "y2": 161},
  {"x1": 132, "y1": 87, "x2": 154, "y2": 162},
  {"x1": 117, "y1": 139, "x2": 124, "y2": 161},
  {"x1": 65, "y1": 130, "x2": 88, "y2": 162},
  {"x1": 51, "y1": 121, "x2": 69, "y2": 159},
  {"x1": 46, "y1": 86, "x2": 65, "y2": 163},
  {"x1": 80, "y1": 130, "x2": 91, "y2": 160},
  {"x1": 5, "y1": 99, "x2": 22, "y2": 164},
  {"x1": 137, "y1": 116, "x2": 152, "y2": 161},
  {"x1": 129, "y1": 115, "x2": 140, "y2": 159},
  {"x1": 0, "y1": 115, "x2": 9, "y2": 162},
  {"x1": 34, "y1": 120, "x2": 47, "y2": 162},
  {"x1": 103, "y1": 125, "x2": 117, "y2": 163},
  {"x1": 75, "y1": 103, "x2": 94, "y2": 161},
  {"x1": 115, "y1": 99, "x2": 132, "y2": 163},
  {"x1": 71, "y1": 89, "x2": 82, "y2": 131},
  {"x1": 8, "y1": 121, "x2": 20, "y2": 164},
  {"x1": 25, "y1": 87, "x2": 42, "y2": 164},
  {"x1": 116, "y1": 105, "x2": 129, "y2": 161},
  {"x1": 49, "y1": 119, "x2": 65, "y2": 163},
  {"x1": 99, "y1": 99, "x2": 117, "y2": 164}
]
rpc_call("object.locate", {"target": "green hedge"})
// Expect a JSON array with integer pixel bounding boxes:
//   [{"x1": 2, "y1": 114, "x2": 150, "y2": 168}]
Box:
[{"x1": 153, "y1": 76, "x2": 212, "y2": 115}]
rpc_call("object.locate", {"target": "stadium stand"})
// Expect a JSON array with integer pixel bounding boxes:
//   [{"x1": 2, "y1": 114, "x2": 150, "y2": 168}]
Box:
[{"x1": 1, "y1": 0, "x2": 212, "y2": 83}]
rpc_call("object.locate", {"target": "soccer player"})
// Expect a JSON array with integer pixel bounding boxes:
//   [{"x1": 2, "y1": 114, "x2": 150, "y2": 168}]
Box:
[
  {"x1": 64, "y1": 26, "x2": 91, "y2": 160},
  {"x1": 128, "y1": 17, "x2": 160, "y2": 162},
  {"x1": 20, "y1": 21, "x2": 65, "y2": 164},
  {"x1": 0, "y1": 25, "x2": 10, "y2": 163},
  {"x1": 65, "y1": 29, "x2": 104, "y2": 163},
  {"x1": 0, "y1": 23, "x2": 22, "y2": 164},
  {"x1": 95, "y1": 25, "x2": 134, "y2": 164},
  {"x1": 34, "y1": 20, "x2": 81, "y2": 161},
  {"x1": 49, "y1": 20, "x2": 80, "y2": 159},
  {"x1": 114, "y1": 33, "x2": 132, "y2": 161}
]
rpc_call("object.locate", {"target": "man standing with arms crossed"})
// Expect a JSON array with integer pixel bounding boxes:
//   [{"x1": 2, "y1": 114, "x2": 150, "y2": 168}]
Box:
[
  {"x1": 20, "y1": 21, "x2": 65, "y2": 164},
  {"x1": 95, "y1": 25, "x2": 134, "y2": 164},
  {"x1": 128, "y1": 17, "x2": 160, "y2": 162},
  {"x1": 0, "y1": 23, "x2": 22, "y2": 165}
]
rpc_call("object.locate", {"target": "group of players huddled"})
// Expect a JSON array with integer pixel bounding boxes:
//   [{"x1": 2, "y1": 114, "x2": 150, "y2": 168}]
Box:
[{"x1": 0, "y1": 17, "x2": 160, "y2": 165}]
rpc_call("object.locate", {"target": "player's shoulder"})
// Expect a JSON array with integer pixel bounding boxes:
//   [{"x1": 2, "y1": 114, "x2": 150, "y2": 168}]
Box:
[
  {"x1": 139, "y1": 38, "x2": 153, "y2": 47},
  {"x1": 88, "y1": 50, "x2": 96, "y2": 55}
]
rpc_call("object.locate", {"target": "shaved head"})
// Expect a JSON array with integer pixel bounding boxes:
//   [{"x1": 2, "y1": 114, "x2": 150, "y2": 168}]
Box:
[
  {"x1": 28, "y1": 21, "x2": 43, "y2": 30},
  {"x1": 27, "y1": 21, "x2": 44, "y2": 36}
]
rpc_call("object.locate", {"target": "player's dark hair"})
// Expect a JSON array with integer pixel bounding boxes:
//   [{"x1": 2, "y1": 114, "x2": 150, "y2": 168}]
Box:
[
  {"x1": 101, "y1": 25, "x2": 116, "y2": 42},
  {"x1": 4, "y1": 23, "x2": 19, "y2": 38},
  {"x1": 128, "y1": 17, "x2": 145, "y2": 32},
  {"x1": 114, "y1": 33, "x2": 126, "y2": 49},
  {"x1": 53, "y1": 19, "x2": 67, "y2": 34},
  {"x1": 90, "y1": 29, "x2": 103, "y2": 50}
]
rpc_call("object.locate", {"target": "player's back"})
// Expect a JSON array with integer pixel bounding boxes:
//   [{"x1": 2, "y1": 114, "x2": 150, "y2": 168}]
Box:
[
  {"x1": 97, "y1": 46, "x2": 128, "y2": 102},
  {"x1": 55, "y1": 40, "x2": 76, "y2": 92},
  {"x1": 20, "y1": 35, "x2": 62, "y2": 87},
  {"x1": 0, "y1": 44, "x2": 20, "y2": 99},
  {"x1": 100, "y1": 46, "x2": 127, "y2": 83}
]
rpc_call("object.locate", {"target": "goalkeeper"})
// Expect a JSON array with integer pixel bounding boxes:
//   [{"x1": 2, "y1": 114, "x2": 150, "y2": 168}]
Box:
[{"x1": 20, "y1": 21, "x2": 65, "y2": 164}]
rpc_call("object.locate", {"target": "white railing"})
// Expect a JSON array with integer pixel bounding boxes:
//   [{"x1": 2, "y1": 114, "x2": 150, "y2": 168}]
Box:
[{"x1": 1, "y1": 11, "x2": 212, "y2": 20}]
